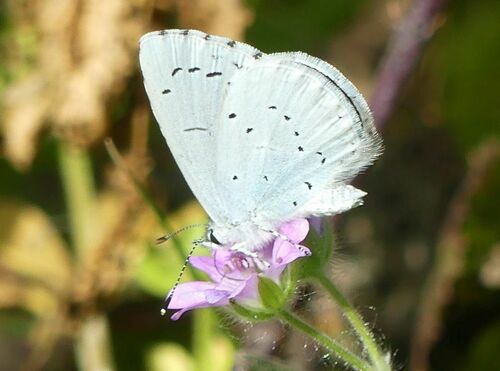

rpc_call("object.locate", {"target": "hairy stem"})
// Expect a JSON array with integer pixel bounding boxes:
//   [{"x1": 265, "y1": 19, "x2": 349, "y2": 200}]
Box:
[
  {"x1": 278, "y1": 309, "x2": 370, "y2": 371},
  {"x1": 315, "y1": 273, "x2": 391, "y2": 371}
]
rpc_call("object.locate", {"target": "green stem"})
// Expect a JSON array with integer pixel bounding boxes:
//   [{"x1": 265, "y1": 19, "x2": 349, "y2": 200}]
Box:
[
  {"x1": 315, "y1": 273, "x2": 390, "y2": 371},
  {"x1": 58, "y1": 141, "x2": 96, "y2": 259},
  {"x1": 278, "y1": 309, "x2": 370, "y2": 371},
  {"x1": 192, "y1": 308, "x2": 216, "y2": 371},
  {"x1": 58, "y1": 141, "x2": 115, "y2": 371}
]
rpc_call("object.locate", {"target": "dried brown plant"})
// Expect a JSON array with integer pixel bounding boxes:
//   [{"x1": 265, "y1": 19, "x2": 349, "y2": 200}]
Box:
[
  {"x1": 1, "y1": 1, "x2": 253, "y2": 370},
  {"x1": 2, "y1": 0, "x2": 151, "y2": 169}
]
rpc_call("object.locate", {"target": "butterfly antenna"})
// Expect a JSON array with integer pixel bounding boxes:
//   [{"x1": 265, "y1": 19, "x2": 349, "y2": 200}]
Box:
[
  {"x1": 161, "y1": 240, "x2": 201, "y2": 316},
  {"x1": 156, "y1": 224, "x2": 207, "y2": 244}
]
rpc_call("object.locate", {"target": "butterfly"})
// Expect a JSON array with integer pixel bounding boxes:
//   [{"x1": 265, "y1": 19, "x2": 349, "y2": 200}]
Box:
[{"x1": 139, "y1": 29, "x2": 382, "y2": 255}]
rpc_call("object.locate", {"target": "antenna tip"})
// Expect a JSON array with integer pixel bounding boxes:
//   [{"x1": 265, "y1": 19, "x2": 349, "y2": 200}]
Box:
[
  {"x1": 156, "y1": 236, "x2": 167, "y2": 244},
  {"x1": 160, "y1": 308, "x2": 166, "y2": 316}
]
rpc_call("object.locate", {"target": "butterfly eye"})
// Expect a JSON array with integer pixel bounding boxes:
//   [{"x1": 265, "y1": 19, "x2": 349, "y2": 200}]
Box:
[{"x1": 209, "y1": 230, "x2": 221, "y2": 245}]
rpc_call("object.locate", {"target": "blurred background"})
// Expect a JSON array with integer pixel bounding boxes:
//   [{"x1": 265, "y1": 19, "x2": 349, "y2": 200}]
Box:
[{"x1": 0, "y1": 0, "x2": 498, "y2": 370}]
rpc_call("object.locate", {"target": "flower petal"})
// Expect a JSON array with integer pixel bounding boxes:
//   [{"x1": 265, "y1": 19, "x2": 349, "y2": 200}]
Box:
[
  {"x1": 215, "y1": 275, "x2": 247, "y2": 294},
  {"x1": 265, "y1": 266, "x2": 286, "y2": 281},
  {"x1": 189, "y1": 256, "x2": 224, "y2": 282},
  {"x1": 279, "y1": 219, "x2": 309, "y2": 243},
  {"x1": 170, "y1": 295, "x2": 230, "y2": 321},
  {"x1": 235, "y1": 274, "x2": 259, "y2": 301},
  {"x1": 205, "y1": 289, "x2": 230, "y2": 304},
  {"x1": 167, "y1": 281, "x2": 231, "y2": 320},
  {"x1": 167, "y1": 281, "x2": 219, "y2": 309},
  {"x1": 272, "y1": 239, "x2": 311, "y2": 266}
]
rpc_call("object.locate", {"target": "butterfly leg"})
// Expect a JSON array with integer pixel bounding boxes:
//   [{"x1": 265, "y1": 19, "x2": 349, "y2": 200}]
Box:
[
  {"x1": 198, "y1": 240, "x2": 222, "y2": 250},
  {"x1": 251, "y1": 256, "x2": 271, "y2": 271}
]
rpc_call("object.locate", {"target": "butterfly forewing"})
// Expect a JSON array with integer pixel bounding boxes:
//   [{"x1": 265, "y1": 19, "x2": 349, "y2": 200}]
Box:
[{"x1": 139, "y1": 30, "x2": 260, "y2": 224}]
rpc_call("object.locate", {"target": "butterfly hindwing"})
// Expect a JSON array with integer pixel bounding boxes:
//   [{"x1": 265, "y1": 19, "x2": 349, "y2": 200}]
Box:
[
  {"x1": 214, "y1": 55, "x2": 381, "y2": 228},
  {"x1": 271, "y1": 52, "x2": 376, "y2": 137}
]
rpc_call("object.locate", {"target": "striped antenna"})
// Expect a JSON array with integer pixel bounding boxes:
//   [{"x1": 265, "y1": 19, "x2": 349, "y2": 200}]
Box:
[
  {"x1": 156, "y1": 223, "x2": 207, "y2": 244},
  {"x1": 161, "y1": 239, "x2": 202, "y2": 316}
]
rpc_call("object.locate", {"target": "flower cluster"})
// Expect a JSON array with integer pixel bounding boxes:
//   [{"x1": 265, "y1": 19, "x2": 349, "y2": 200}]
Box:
[{"x1": 166, "y1": 219, "x2": 311, "y2": 320}]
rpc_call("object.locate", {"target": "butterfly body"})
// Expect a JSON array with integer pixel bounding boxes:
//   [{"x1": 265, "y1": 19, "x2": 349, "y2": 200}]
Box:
[{"x1": 140, "y1": 29, "x2": 382, "y2": 251}]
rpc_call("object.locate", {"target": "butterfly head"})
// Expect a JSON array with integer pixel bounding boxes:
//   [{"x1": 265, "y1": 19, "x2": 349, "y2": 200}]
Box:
[
  {"x1": 208, "y1": 229, "x2": 222, "y2": 245},
  {"x1": 207, "y1": 220, "x2": 275, "y2": 253}
]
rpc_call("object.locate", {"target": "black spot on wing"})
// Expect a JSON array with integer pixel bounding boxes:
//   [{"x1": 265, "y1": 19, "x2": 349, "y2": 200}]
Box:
[
  {"x1": 232, "y1": 175, "x2": 238, "y2": 180},
  {"x1": 268, "y1": 106, "x2": 277, "y2": 110},
  {"x1": 188, "y1": 67, "x2": 200, "y2": 73},
  {"x1": 162, "y1": 89, "x2": 171, "y2": 94},
  {"x1": 263, "y1": 176, "x2": 268, "y2": 181},
  {"x1": 316, "y1": 151, "x2": 323, "y2": 156},
  {"x1": 181, "y1": 29, "x2": 189, "y2": 36},
  {"x1": 159, "y1": 30, "x2": 167, "y2": 36},
  {"x1": 321, "y1": 158, "x2": 326, "y2": 164},
  {"x1": 204, "y1": 34, "x2": 211, "y2": 40},
  {"x1": 305, "y1": 182, "x2": 312, "y2": 190},
  {"x1": 227, "y1": 40, "x2": 236, "y2": 47},
  {"x1": 184, "y1": 127, "x2": 207, "y2": 132},
  {"x1": 253, "y1": 52, "x2": 263, "y2": 60},
  {"x1": 233, "y1": 63, "x2": 243, "y2": 69},
  {"x1": 246, "y1": 128, "x2": 253, "y2": 133},
  {"x1": 229, "y1": 113, "x2": 237, "y2": 119},
  {"x1": 298, "y1": 146, "x2": 304, "y2": 152},
  {"x1": 294, "y1": 131, "x2": 299, "y2": 136},
  {"x1": 172, "y1": 67, "x2": 182, "y2": 76},
  {"x1": 293, "y1": 201, "x2": 298, "y2": 206},
  {"x1": 206, "y1": 72, "x2": 222, "y2": 78},
  {"x1": 284, "y1": 115, "x2": 291, "y2": 121}
]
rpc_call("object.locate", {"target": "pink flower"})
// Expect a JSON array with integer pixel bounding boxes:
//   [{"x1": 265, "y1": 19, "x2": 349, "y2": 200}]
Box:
[{"x1": 166, "y1": 219, "x2": 311, "y2": 320}]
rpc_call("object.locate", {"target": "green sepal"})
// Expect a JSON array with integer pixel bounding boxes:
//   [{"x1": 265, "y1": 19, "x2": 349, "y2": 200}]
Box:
[
  {"x1": 229, "y1": 299, "x2": 275, "y2": 321},
  {"x1": 258, "y1": 276, "x2": 286, "y2": 311},
  {"x1": 300, "y1": 218, "x2": 335, "y2": 278}
]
